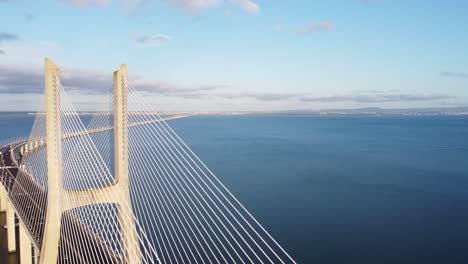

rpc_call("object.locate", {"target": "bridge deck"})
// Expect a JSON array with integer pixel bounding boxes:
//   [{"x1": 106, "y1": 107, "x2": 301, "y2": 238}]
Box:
[{"x1": 1, "y1": 144, "x2": 123, "y2": 264}]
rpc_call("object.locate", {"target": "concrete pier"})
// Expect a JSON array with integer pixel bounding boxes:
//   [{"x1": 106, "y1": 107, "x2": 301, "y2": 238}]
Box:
[{"x1": 0, "y1": 211, "x2": 19, "y2": 264}]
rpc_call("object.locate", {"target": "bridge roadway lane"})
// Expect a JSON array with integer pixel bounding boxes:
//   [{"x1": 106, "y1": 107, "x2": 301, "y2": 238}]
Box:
[
  {"x1": 1, "y1": 143, "x2": 122, "y2": 264},
  {"x1": 0, "y1": 115, "x2": 195, "y2": 263}
]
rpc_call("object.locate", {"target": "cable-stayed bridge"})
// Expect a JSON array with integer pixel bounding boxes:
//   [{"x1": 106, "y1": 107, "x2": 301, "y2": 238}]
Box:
[{"x1": 0, "y1": 58, "x2": 296, "y2": 264}]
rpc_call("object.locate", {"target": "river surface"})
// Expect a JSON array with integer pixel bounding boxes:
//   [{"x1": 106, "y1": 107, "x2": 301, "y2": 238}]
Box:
[{"x1": 1, "y1": 113, "x2": 468, "y2": 263}]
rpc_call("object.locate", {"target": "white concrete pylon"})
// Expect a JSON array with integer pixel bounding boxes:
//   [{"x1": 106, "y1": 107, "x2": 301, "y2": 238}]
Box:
[
  {"x1": 7, "y1": 200, "x2": 16, "y2": 253},
  {"x1": 55, "y1": 63, "x2": 141, "y2": 263},
  {"x1": 0, "y1": 186, "x2": 6, "y2": 212},
  {"x1": 113, "y1": 64, "x2": 142, "y2": 263},
  {"x1": 39, "y1": 58, "x2": 62, "y2": 264},
  {"x1": 20, "y1": 221, "x2": 33, "y2": 264}
]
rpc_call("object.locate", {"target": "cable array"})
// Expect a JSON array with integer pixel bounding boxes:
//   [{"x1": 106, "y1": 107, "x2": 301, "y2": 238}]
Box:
[
  {"x1": 0, "y1": 74, "x2": 296, "y2": 264},
  {"x1": 125, "y1": 81, "x2": 296, "y2": 264},
  {"x1": 57, "y1": 82, "x2": 160, "y2": 263}
]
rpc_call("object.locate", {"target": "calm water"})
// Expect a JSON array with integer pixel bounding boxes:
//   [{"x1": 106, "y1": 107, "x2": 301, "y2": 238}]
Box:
[{"x1": 2, "y1": 113, "x2": 468, "y2": 263}]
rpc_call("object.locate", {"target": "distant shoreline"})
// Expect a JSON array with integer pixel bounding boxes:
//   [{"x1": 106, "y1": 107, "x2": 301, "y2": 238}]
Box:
[{"x1": 1, "y1": 106, "x2": 468, "y2": 116}]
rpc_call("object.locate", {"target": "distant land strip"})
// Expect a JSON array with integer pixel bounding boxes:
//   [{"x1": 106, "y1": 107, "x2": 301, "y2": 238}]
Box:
[{"x1": 11, "y1": 106, "x2": 468, "y2": 116}]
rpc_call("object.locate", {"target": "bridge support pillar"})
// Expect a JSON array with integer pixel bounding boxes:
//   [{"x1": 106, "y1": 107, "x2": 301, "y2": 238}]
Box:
[
  {"x1": 114, "y1": 64, "x2": 141, "y2": 263},
  {"x1": 0, "y1": 185, "x2": 6, "y2": 212},
  {"x1": 20, "y1": 221, "x2": 32, "y2": 264},
  {"x1": 39, "y1": 58, "x2": 62, "y2": 264},
  {"x1": 7, "y1": 200, "x2": 16, "y2": 253}
]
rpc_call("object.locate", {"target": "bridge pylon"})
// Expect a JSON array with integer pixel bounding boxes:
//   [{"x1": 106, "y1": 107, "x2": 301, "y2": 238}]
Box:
[
  {"x1": 34, "y1": 62, "x2": 142, "y2": 263},
  {"x1": 39, "y1": 58, "x2": 62, "y2": 264},
  {"x1": 60, "y1": 64, "x2": 142, "y2": 263},
  {"x1": 113, "y1": 64, "x2": 142, "y2": 263},
  {"x1": 17, "y1": 59, "x2": 142, "y2": 263}
]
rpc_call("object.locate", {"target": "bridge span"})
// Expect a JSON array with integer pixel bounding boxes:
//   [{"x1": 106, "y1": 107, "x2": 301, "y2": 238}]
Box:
[{"x1": 0, "y1": 58, "x2": 296, "y2": 264}]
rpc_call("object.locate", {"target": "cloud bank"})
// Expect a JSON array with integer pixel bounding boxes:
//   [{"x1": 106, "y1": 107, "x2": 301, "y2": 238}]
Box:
[
  {"x1": 0, "y1": 64, "x2": 222, "y2": 96},
  {"x1": 164, "y1": 0, "x2": 221, "y2": 10},
  {"x1": 203, "y1": 92, "x2": 451, "y2": 103},
  {"x1": 0, "y1": 64, "x2": 453, "y2": 105},
  {"x1": 298, "y1": 93, "x2": 451, "y2": 103},
  {"x1": 441, "y1": 71, "x2": 468, "y2": 79},
  {"x1": 59, "y1": 0, "x2": 259, "y2": 14},
  {"x1": 0, "y1": 32, "x2": 18, "y2": 43},
  {"x1": 61, "y1": 0, "x2": 111, "y2": 7}
]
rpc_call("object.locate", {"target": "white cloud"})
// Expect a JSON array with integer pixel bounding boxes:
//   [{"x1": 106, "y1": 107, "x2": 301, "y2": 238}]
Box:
[
  {"x1": 120, "y1": 0, "x2": 221, "y2": 14},
  {"x1": 61, "y1": 0, "x2": 111, "y2": 7},
  {"x1": 441, "y1": 71, "x2": 468, "y2": 79},
  {"x1": 129, "y1": 33, "x2": 171, "y2": 47},
  {"x1": 0, "y1": 32, "x2": 18, "y2": 43},
  {"x1": 61, "y1": 0, "x2": 260, "y2": 14},
  {"x1": 0, "y1": 63, "x2": 223, "y2": 96},
  {"x1": 164, "y1": 0, "x2": 221, "y2": 10},
  {"x1": 233, "y1": 0, "x2": 259, "y2": 13},
  {"x1": 298, "y1": 93, "x2": 451, "y2": 103},
  {"x1": 297, "y1": 21, "x2": 334, "y2": 35},
  {"x1": 163, "y1": 0, "x2": 260, "y2": 14}
]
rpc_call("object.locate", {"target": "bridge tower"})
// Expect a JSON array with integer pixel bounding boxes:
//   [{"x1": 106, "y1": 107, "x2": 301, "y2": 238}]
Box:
[
  {"x1": 113, "y1": 64, "x2": 141, "y2": 262},
  {"x1": 37, "y1": 60, "x2": 141, "y2": 263},
  {"x1": 40, "y1": 58, "x2": 62, "y2": 263}
]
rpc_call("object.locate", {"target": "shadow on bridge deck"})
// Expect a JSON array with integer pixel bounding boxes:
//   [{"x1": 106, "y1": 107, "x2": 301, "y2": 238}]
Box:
[{"x1": 0, "y1": 211, "x2": 19, "y2": 264}]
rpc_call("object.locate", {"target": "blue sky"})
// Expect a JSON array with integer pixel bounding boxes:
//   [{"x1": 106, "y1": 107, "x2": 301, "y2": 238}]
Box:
[{"x1": 1, "y1": 0, "x2": 467, "y2": 111}]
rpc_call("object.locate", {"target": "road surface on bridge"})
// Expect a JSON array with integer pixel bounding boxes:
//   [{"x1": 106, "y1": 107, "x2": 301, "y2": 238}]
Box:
[{"x1": 1, "y1": 143, "x2": 122, "y2": 263}]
